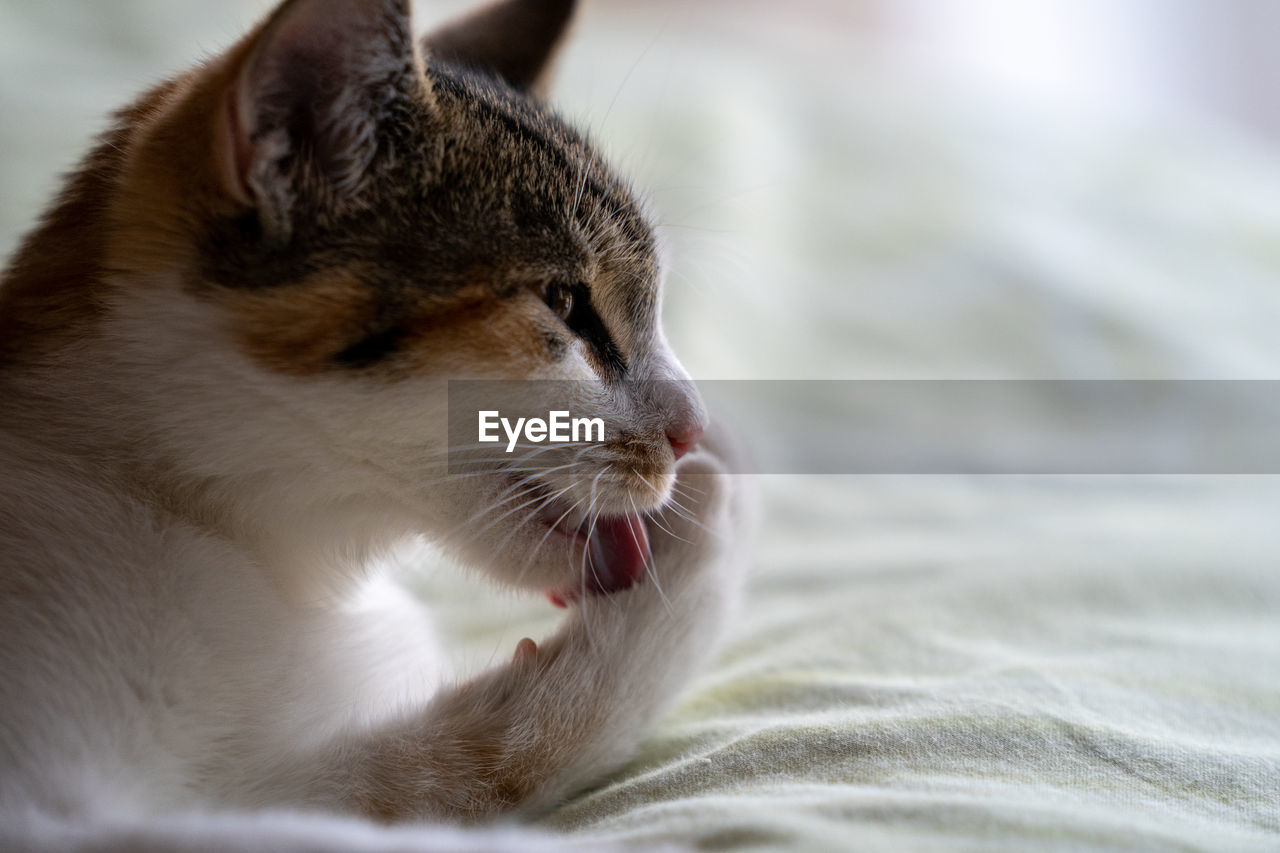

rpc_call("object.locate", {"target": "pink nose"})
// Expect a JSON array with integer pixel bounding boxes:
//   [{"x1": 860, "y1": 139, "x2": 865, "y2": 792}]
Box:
[{"x1": 667, "y1": 421, "x2": 705, "y2": 461}]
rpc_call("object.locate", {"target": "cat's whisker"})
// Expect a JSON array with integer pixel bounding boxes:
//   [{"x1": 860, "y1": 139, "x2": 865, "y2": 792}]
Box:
[
  {"x1": 585, "y1": 469, "x2": 611, "y2": 623},
  {"x1": 458, "y1": 442, "x2": 598, "y2": 567},
  {"x1": 460, "y1": 470, "x2": 560, "y2": 529},
  {"x1": 664, "y1": 492, "x2": 717, "y2": 536},
  {"x1": 665, "y1": 482, "x2": 713, "y2": 525},
  {"x1": 462, "y1": 443, "x2": 600, "y2": 532},
  {"x1": 579, "y1": 195, "x2": 616, "y2": 249},
  {"x1": 459, "y1": 489, "x2": 539, "y2": 532},
  {"x1": 634, "y1": 474, "x2": 694, "y2": 546},
  {"x1": 426, "y1": 443, "x2": 599, "y2": 480},
  {"x1": 662, "y1": 498, "x2": 706, "y2": 533},
  {"x1": 568, "y1": 149, "x2": 589, "y2": 223},
  {"x1": 429, "y1": 461, "x2": 588, "y2": 483},
  {"x1": 629, "y1": 494, "x2": 672, "y2": 615},
  {"x1": 584, "y1": 210, "x2": 631, "y2": 260},
  {"x1": 512, "y1": 494, "x2": 588, "y2": 589},
  {"x1": 592, "y1": 234, "x2": 653, "y2": 254},
  {"x1": 573, "y1": 479, "x2": 599, "y2": 650},
  {"x1": 600, "y1": 267, "x2": 660, "y2": 286},
  {"x1": 465, "y1": 489, "x2": 565, "y2": 542},
  {"x1": 595, "y1": 253, "x2": 657, "y2": 271},
  {"x1": 671, "y1": 480, "x2": 708, "y2": 500},
  {"x1": 485, "y1": 478, "x2": 581, "y2": 566},
  {"x1": 427, "y1": 461, "x2": 574, "y2": 483},
  {"x1": 447, "y1": 455, "x2": 591, "y2": 476},
  {"x1": 633, "y1": 471, "x2": 662, "y2": 500},
  {"x1": 647, "y1": 506, "x2": 691, "y2": 546},
  {"x1": 461, "y1": 460, "x2": 586, "y2": 533},
  {"x1": 591, "y1": 236, "x2": 656, "y2": 258},
  {"x1": 428, "y1": 440, "x2": 596, "y2": 462}
]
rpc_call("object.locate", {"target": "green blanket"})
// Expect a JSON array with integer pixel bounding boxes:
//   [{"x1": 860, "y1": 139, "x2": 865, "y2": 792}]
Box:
[{"x1": 410, "y1": 477, "x2": 1280, "y2": 851}]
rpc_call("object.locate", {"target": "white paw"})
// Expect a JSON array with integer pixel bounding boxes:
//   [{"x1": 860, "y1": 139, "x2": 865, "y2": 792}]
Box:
[
  {"x1": 649, "y1": 420, "x2": 748, "y2": 557},
  {"x1": 641, "y1": 419, "x2": 753, "y2": 607}
]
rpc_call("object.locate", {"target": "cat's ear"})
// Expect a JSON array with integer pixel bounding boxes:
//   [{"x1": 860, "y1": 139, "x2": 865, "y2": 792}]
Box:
[
  {"x1": 219, "y1": 0, "x2": 421, "y2": 231},
  {"x1": 424, "y1": 0, "x2": 576, "y2": 96}
]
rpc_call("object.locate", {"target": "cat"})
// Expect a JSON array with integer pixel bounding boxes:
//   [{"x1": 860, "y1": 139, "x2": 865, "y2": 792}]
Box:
[{"x1": 0, "y1": 0, "x2": 748, "y2": 849}]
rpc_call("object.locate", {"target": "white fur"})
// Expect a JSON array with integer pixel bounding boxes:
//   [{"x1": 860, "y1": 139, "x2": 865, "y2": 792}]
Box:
[{"x1": 0, "y1": 278, "x2": 746, "y2": 849}]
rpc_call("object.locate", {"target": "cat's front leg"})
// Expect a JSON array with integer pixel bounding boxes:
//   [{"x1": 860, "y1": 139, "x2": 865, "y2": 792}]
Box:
[{"x1": 340, "y1": 437, "x2": 747, "y2": 823}]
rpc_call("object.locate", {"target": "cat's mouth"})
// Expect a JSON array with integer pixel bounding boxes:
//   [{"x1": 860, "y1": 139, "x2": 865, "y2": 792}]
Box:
[
  {"x1": 544, "y1": 514, "x2": 651, "y2": 608},
  {"x1": 514, "y1": 477, "x2": 652, "y2": 607}
]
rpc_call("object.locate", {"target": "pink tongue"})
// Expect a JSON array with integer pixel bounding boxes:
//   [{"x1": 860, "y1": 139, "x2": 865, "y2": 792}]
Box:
[
  {"x1": 546, "y1": 514, "x2": 649, "y2": 608},
  {"x1": 586, "y1": 514, "x2": 650, "y2": 596}
]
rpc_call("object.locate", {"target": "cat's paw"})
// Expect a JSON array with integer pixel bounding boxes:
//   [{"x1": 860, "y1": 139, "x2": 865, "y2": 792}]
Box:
[
  {"x1": 646, "y1": 452, "x2": 729, "y2": 563},
  {"x1": 639, "y1": 419, "x2": 752, "y2": 606},
  {"x1": 650, "y1": 420, "x2": 749, "y2": 555}
]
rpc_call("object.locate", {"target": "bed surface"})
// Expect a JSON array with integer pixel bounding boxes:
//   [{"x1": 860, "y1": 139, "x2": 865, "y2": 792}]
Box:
[{"x1": 2, "y1": 2, "x2": 1278, "y2": 850}]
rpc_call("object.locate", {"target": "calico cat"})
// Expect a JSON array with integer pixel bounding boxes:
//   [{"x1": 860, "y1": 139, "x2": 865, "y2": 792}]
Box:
[{"x1": 0, "y1": 0, "x2": 746, "y2": 849}]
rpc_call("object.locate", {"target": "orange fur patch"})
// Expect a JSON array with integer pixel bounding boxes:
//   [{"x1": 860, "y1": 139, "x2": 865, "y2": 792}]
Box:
[
  {"x1": 399, "y1": 291, "x2": 551, "y2": 376},
  {"x1": 224, "y1": 277, "x2": 551, "y2": 378},
  {"x1": 0, "y1": 39, "x2": 254, "y2": 367},
  {"x1": 0, "y1": 92, "x2": 170, "y2": 364},
  {"x1": 226, "y1": 271, "x2": 381, "y2": 376}
]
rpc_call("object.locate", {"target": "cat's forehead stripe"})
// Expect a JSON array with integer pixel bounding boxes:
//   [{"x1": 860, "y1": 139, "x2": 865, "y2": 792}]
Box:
[
  {"x1": 431, "y1": 67, "x2": 583, "y2": 179},
  {"x1": 428, "y1": 61, "x2": 661, "y2": 353},
  {"x1": 431, "y1": 63, "x2": 656, "y2": 264}
]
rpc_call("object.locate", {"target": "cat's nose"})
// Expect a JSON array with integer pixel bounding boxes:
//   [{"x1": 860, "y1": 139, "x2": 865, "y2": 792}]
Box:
[{"x1": 667, "y1": 420, "x2": 705, "y2": 461}]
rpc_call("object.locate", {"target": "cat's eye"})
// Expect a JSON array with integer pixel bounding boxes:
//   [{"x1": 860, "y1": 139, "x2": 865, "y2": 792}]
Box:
[
  {"x1": 541, "y1": 281, "x2": 575, "y2": 322},
  {"x1": 531, "y1": 278, "x2": 627, "y2": 374}
]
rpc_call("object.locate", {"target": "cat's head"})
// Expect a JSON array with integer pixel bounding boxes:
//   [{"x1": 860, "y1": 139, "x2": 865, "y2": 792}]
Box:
[{"x1": 45, "y1": 0, "x2": 707, "y2": 598}]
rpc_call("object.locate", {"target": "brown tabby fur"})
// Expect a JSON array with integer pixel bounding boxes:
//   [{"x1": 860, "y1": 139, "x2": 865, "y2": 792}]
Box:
[{"x1": 1, "y1": 0, "x2": 656, "y2": 383}]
